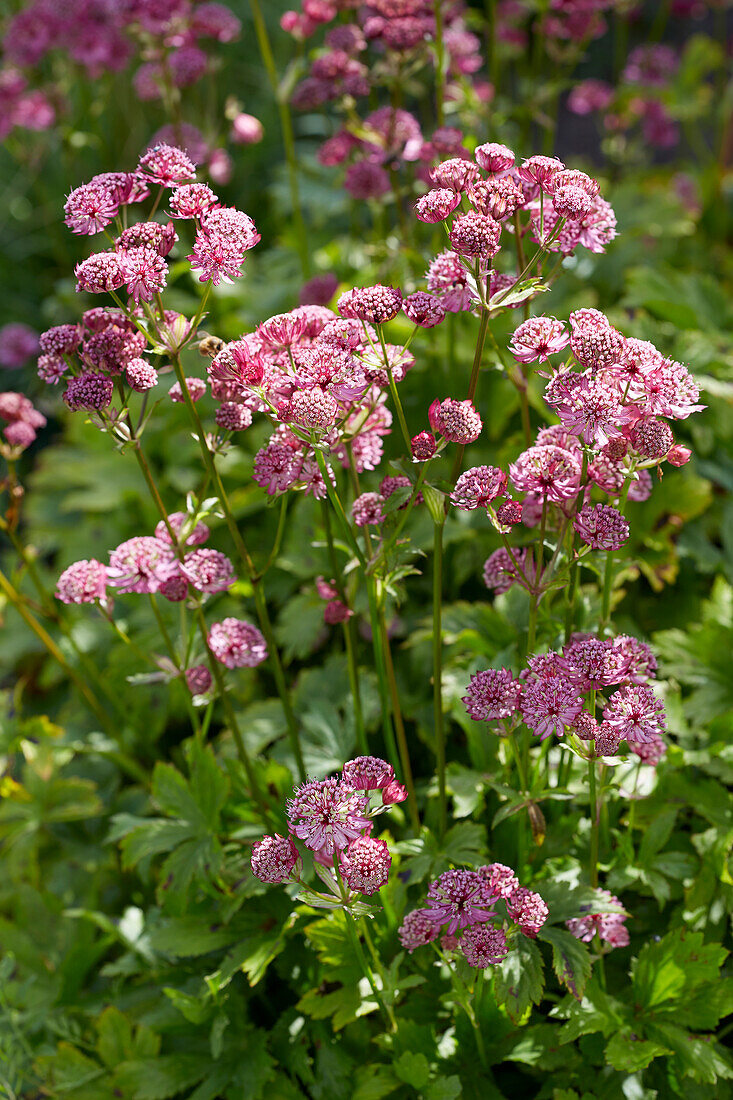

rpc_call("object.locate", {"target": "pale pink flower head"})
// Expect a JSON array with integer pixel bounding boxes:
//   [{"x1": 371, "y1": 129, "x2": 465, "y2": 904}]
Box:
[
  {"x1": 340, "y1": 836, "x2": 391, "y2": 895},
  {"x1": 56, "y1": 559, "x2": 108, "y2": 604},
  {"x1": 402, "y1": 292, "x2": 446, "y2": 328},
  {"x1": 469, "y1": 176, "x2": 524, "y2": 221},
  {"x1": 258, "y1": 310, "x2": 308, "y2": 350},
  {"x1": 566, "y1": 888, "x2": 629, "y2": 948},
  {"x1": 507, "y1": 886, "x2": 549, "y2": 937},
  {"x1": 560, "y1": 637, "x2": 631, "y2": 691},
  {"x1": 180, "y1": 548, "x2": 235, "y2": 594},
  {"x1": 612, "y1": 634, "x2": 657, "y2": 683},
  {"x1": 509, "y1": 316, "x2": 569, "y2": 363},
  {"x1": 667, "y1": 444, "x2": 691, "y2": 467},
  {"x1": 342, "y1": 755, "x2": 394, "y2": 791},
  {"x1": 510, "y1": 444, "x2": 581, "y2": 503},
  {"x1": 478, "y1": 862, "x2": 520, "y2": 899},
  {"x1": 170, "y1": 183, "x2": 218, "y2": 219},
  {"x1": 603, "y1": 683, "x2": 666, "y2": 744},
  {"x1": 482, "y1": 547, "x2": 529, "y2": 594},
  {"x1": 352, "y1": 491, "x2": 384, "y2": 528},
  {"x1": 430, "y1": 156, "x2": 478, "y2": 192},
  {"x1": 116, "y1": 221, "x2": 176, "y2": 258},
  {"x1": 573, "y1": 503, "x2": 629, "y2": 551},
  {"x1": 423, "y1": 870, "x2": 497, "y2": 934},
  {"x1": 462, "y1": 667, "x2": 523, "y2": 721},
  {"x1": 338, "y1": 284, "x2": 403, "y2": 324},
  {"x1": 399, "y1": 909, "x2": 439, "y2": 952},
  {"x1": 251, "y1": 834, "x2": 300, "y2": 884},
  {"x1": 451, "y1": 465, "x2": 507, "y2": 509},
  {"x1": 137, "y1": 144, "x2": 197, "y2": 187},
  {"x1": 474, "y1": 142, "x2": 515, "y2": 175},
  {"x1": 521, "y1": 678, "x2": 584, "y2": 739},
  {"x1": 64, "y1": 182, "x2": 118, "y2": 235},
  {"x1": 631, "y1": 734, "x2": 666, "y2": 766},
  {"x1": 107, "y1": 536, "x2": 177, "y2": 594},
  {"x1": 0, "y1": 323, "x2": 39, "y2": 368},
  {"x1": 208, "y1": 617, "x2": 268, "y2": 668},
  {"x1": 630, "y1": 417, "x2": 673, "y2": 460},
  {"x1": 426, "y1": 249, "x2": 471, "y2": 313},
  {"x1": 231, "y1": 112, "x2": 264, "y2": 144},
  {"x1": 216, "y1": 403, "x2": 253, "y2": 431},
  {"x1": 3, "y1": 420, "x2": 36, "y2": 449},
  {"x1": 549, "y1": 169, "x2": 600, "y2": 220},
  {"x1": 155, "y1": 512, "x2": 210, "y2": 547},
  {"x1": 126, "y1": 358, "x2": 158, "y2": 392},
  {"x1": 75, "y1": 253, "x2": 125, "y2": 294},
  {"x1": 414, "y1": 188, "x2": 461, "y2": 223},
  {"x1": 289, "y1": 388, "x2": 338, "y2": 433},
  {"x1": 461, "y1": 924, "x2": 508, "y2": 967},
  {"x1": 169, "y1": 378, "x2": 207, "y2": 403},
  {"x1": 287, "y1": 777, "x2": 370, "y2": 856},
  {"x1": 119, "y1": 246, "x2": 167, "y2": 303},
  {"x1": 63, "y1": 372, "x2": 114, "y2": 412},
  {"x1": 517, "y1": 155, "x2": 564, "y2": 191},
  {"x1": 570, "y1": 325, "x2": 625, "y2": 371},
  {"x1": 429, "y1": 398, "x2": 482, "y2": 444},
  {"x1": 185, "y1": 664, "x2": 212, "y2": 696},
  {"x1": 449, "y1": 211, "x2": 501, "y2": 258}
]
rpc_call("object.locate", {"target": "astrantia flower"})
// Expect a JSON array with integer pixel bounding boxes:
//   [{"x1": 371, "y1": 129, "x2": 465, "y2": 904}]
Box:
[
  {"x1": 155, "y1": 512, "x2": 210, "y2": 547},
  {"x1": 429, "y1": 398, "x2": 482, "y2": 444},
  {"x1": 125, "y1": 358, "x2": 158, "y2": 392},
  {"x1": 37, "y1": 355, "x2": 67, "y2": 384},
  {"x1": 631, "y1": 734, "x2": 667, "y2": 766},
  {"x1": 107, "y1": 536, "x2": 176, "y2": 594},
  {"x1": 342, "y1": 756, "x2": 394, "y2": 791},
  {"x1": 507, "y1": 887, "x2": 549, "y2": 937},
  {"x1": 477, "y1": 862, "x2": 520, "y2": 899},
  {"x1": 509, "y1": 316, "x2": 569, "y2": 363},
  {"x1": 450, "y1": 465, "x2": 507, "y2": 509},
  {"x1": 517, "y1": 155, "x2": 564, "y2": 191},
  {"x1": 338, "y1": 284, "x2": 403, "y2": 324},
  {"x1": 521, "y1": 678, "x2": 584, "y2": 739},
  {"x1": 55, "y1": 559, "x2": 108, "y2": 604},
  {"x1": 612, "y1": 634, "x2": 657, "y2": 683},
  {"x1": 170, "y1": 182, "x2": 218, "y2": 218},
  {"x1": 630, "y1": 417, "x2": 673, "y2": 459},
  {"x1": 64, "y1": 182, "x2": 118, "y2": 235},
  {"x1": 411, "y1": 431, "x2": 437, "y2": 461},
  {"x1": 462, "y1": 668, "x2": 523, "y2": 721},
  {"x1": 426, "y1": 250, "x2": 471, "y2": 313},
  {"x1": 469, "y1": 177, "x2": 523, "y2": 221},
  {"x1": 414, "y1": 188, "x2": 461, "y2": 223},
  {"x1": 75, "y1": 253, "x2": 125, "y2": 294},
  {"x1": 208, "y1": 617, "x2": 268, "y2": 668},
  {"x1": 430, "y1": 156, "x2": 478, "y2": 192},
  {"x1": 449, "y1": 211, "x2": 501, "y2": 258},
  {"x1": 340, "y1": 836, "x2": 391, "y2": 895},
  {"x1": 603, "y1": 683, "x2": 666, "y2": 744},
  {"x1": 573, "y1": 503, "x2": 629, "y2": 551},
  {"x1": 566, "y1": 888, "x2": 629, "y2": 949},
  {"x1": 119, "y1": 246, "x2": 167, "y2": 303},
  {"x1": 423, "y1": 870, "x2": 497, "y2": 934},
  {"x1": 461, "y1": 924, "x2": 508, "y2": 967},
  {"x1": 39, "y1": 324, "x2": 79, "y2": 358},
  {"x1": 169, "y1": 378, "x2": 207, "y2": 403},
  {"x1": 63, "y1": 372, "x2": 114, "y2": 412},
  {"x1": 115, "y1": 221, "x2": 176, "y2": 257},
  {"x1": 399, "y1": 909, "x2": 439, "y2": 952},
  {"x1": 402, "y1": 292, "x2": 446, "y2": 328},
  {"x1": 549, "y1": 169, "x2": 600, "y2": 220},
  {"x1": 594, "y1": 721, "x2": 622, "y2": 757},
  {"x1": 180, "y1": 548, "x2": 235, "y2": 594},
  {"x1": 251, "y1": 834, "x2": 300, "y2": 884},
  {"x1": 560, "y1": 637, "x2": 630, "y2": 691},
  {"x1": 483, "y1": 547, "x2": 529, "y2": 594},
  {"x1": 287, "y1": 778, "x2": 370, "y2": 856},
  {"x1": 510, "y1": 444, "x2": 581, "y2": 503},
  {"x1": 474, "y1": 142, "x2": 515, "y2": 174},
  {"x1": 289, "y1": 388, "x2": 338, "y2": 433},
  {"x1": 137, "y1": 143, "x2": 197, "y2": 186},
  {"x1": 216, "y1": 402, "x2": 253, "y2": 431},
  {"x1": 570, "y1": 325, "x2": 625, "y2": 371},
  {"x1": 352, "y1": 491, "x2": 384, "y2": 528},
  {"x1": 185, "y1": 664, "x2": 212, "y2": 696}
]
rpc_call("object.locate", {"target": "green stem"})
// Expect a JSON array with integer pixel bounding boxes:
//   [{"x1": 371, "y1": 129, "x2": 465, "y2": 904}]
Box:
[
  {"x1": 527, "y1": 499, "x2": 548, "y2": 656},
  {"x1": 333, "y1": 857, "x2": 397, "y2": 1031},
  {"x1": 449, "y1": 306, "x2": 490, "y2": 484},
  {"x1": 588, "y1": 756, "x2": 599, "y2": 888},
  {"x1": 433, "y1": 520, "x2": 447, "y2": 838},
  {"x1": 433, "y1": 0, "x2": 445, "y2": 127},
  {"x1": 248, "y1": 0, "x2": 310, "y2": 277},
  {"x1": 378, "y1": 608, "x2": 420, "y2": 832},
  {"x1": 255, "y1": 494, "x2": 289, "y2": 581},
  {"x1": 379, "y1": 325, "x2": 411, "y2": 453}
]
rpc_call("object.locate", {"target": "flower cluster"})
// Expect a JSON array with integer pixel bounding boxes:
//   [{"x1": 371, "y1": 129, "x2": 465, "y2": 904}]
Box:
[
  {"x1": 566, "y1": 888, "x2": 630, "y2": 950},
  {"x1": 463, "y1": 634, "x2": 666, "y2": 764},
  {"x1": 399, "y1": 862, "x2": 548, "y2": 968},
  {"x1": 251, "y1": 756, "x2": 406, "y2": 902},
  {"x1": 0, "y1": 390, "x2": 46, "y2": 452}
]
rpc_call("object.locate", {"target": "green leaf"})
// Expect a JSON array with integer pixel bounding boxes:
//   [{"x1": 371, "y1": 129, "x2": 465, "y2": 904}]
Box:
[
  {"x1": 393, "y1": 1051, "x2": 431, "y2": 1089},
  {"x1": 424, "y1": 1077, "x2": 463, "y2": 1100},
  {"x1": 604, "y1": 1031, "x2": 670, "y2": 1073},
  {"x1": 538, "y1": 927, "x2": 591, "y2": 1000},
  {"x1": 422, "y1": 484, "x2": 447, "y2": 525},
  {"x1": 352, "y1": 1066, "x2": 401, "y2": 1100},
  {"x1": 114, "y1": 1055, "x2": 210, "y2": 1100},
  {"x1": 631, "y1": 928, "x2": 728, "y2": 1011},
  {"x1": 638, "y1": 808, "x2": 678, "y2": 863},
  {"x1": 147, "y1": 917, "x2": 240, "y2": 958},
  {"x1": 494, "y1": 938, "x2": 544, "y2": 1024}
]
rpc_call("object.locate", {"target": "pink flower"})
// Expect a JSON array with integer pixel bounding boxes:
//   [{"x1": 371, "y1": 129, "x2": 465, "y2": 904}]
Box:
[
  {"x1": 402, "y1": 292, "x2": 446, "y2": 328},
  {"x1": 521, "y1": 679, "x2": 584, "y2": 739},
  {"x1": 137, "y1": 144, "x2": 197, "y2": 187},
  {"x1": 155, "y1": 512, "x2": 210, "y2": 547},
  {"x1": 251, "y1": 834, "x2": 300, "y2": 884},
  {"x1": 411, "y1": 431, "x2": 437, "y2": 461},
  {"x1": 170, "y1": 183, "x2": 218, "y2": 219},
  {"x1": 474, "y1": 142, "x2": 515, "y2": 174},
  {"x1": 55, "y1": 559, "x2": 108, "y2": 604},
  {"x1": 517, "y1": 155, "x2": 564, "y2": 191},
  {"x1": 352, "y1": 491, "x2": 384, "y2": 527},
  {"x1": 506, "y1": 887, "x2": 549, "y2": 937},
  {"x1": 119, "y1": 246, "x2": 167, "y2": 303},
  {"x1": 208, "y1": 618, "x2": 268, "y2": 668},
  {"x1": 63, "y1": 372, "x2": 114, "y2": 411},
  {"x1": 630, "y1": 417, "x2": 674, "y2": 459},
  {"x1": 573, "y1": 503, "x2": 629, "y2": 551},
  {"x1": 340, "y1": 836, "x2": 391, "y2": 895},
  {"x1": 509, "y1": 316, "x2": 569, "y2": 363},
  {"x1": 603, "y1": 683, "x2": 666, "y2": 744},
  {"x1": 449, "y1": 211, "x2": 502, "y2": 258},
  {"x1": 482, "y1": 547, "x2": 529, "y2": 594},
  {"x1": 426, "y1": 250, "x2": 471, "y2": 313},
  {"x1": 185, "y1": 665, "x2": 212, "y2": 696},
  {"x1": 107, "y1": 536, "x2": 176, "y2": 594},
  {"x1": 450, "y1": 465, "x2": 507, "y2": 509},
  {"x1": 460, "y1": 924, "x2": 508, "y2": 967},
  {"x1": 478, "y1": 862, "x2": 520, "y2": 898},
  {"x1": 414, "y1": 188, "x2": 461, "y2": 223},
  {"x1": 169, "y1": 378, "x2": 207, "y2": 403},
  {"x1": 64, "y1": 182, "x2": 118, "y2": 235},
  {"x1": 430, "y1": 156, "x2": 478, "y2": 192},
  {"x1": 342, "y1": 756, "x2": 394, "y2": 791},
  {"x1": 287, "y1": 778, "x2": 370, "y2": 856},
  {"x1": 75, "y1": 253, "x2": 125, "y2": 294},
  {"x1": 126, "y1": 359, "x2": 158, "y2": 392},
  {"x1": 423, "y1": 870, "x2": 497, "y2": 934},
  {"x1": 39, "y1": 324, "x2": 79, "y2": 357},
  {"x1": 289, "y1": 388, "x2": 338, "y2": 432},
  {"x1": 462, "y1": 668, "x2": 523, "y2": 721},
  {"x1": 429, "y1": 398, "x2": 482, "y2": 444},
  {"x1": 216, "y1": 402, "x2": 253, "y2": 431},
  {"x1": 510, "y1": 444, "x2": 581, "y2": 503},
  {"x1": 338, "y1": 284, "x2": 403, "y2": 324},
  {"x1": 566, "y1": 888, "x2": 629, "y2": 948},
  {"x1": 399, "y1": 909, "x2": 439, "y2": 952},
  {"x1": 180, "y1": 549, "x2": 235, "y2": 594}
]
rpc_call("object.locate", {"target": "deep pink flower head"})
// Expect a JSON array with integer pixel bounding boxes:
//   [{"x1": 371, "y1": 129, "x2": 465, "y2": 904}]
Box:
[
  {"x1": 56, "y1": 559, "x2": 108, "y2": 604},
  {"x1": 137, "y1": 144, "x2": 197, "y2": 187},
  {"x1": 451, "y1": 465, "x2": 507, "y2": 509},
  {"x1": 414, "y1": 188, "x2": 461, "y2": 223},
  {"x1": 352, "y1": 491, "x2": 385, "y2": 528},
  {"x1": 496, "y1": 499, "x2": 523, "y2": 526},
  {"x1": 411, "y1": 431, "x2": 437, "y2": 461},
  {"x1": 338, "y1": 284, "x2": 403, "y2": 324},
  {"x1": 507, "y1": 887, "x2": 549, "y2": 937},
  {"x1": 170, "y1": 183, "x2": 218, "y2": 219},
  {"x1": 566, "y1": 888, "x2": 629, "y2": 948},
  {"x1": 63, "y1": 372, "x2": 114, "y2": 412},
  {"x1": 613, "y1": 634, "x2": 657, "y2": 683},
  {"x1": 573, "y1": 503, "x2": 629, "y2": 551},
  {"x1": 399, "y1": 909, "x2": 439, "y2": 952},
  {"x1": 469, "y1": 177, "x2": 524, "y2": 221},
  {"x1": 461, "y1": 924, "x2": 508, "y2": 967},
  {"x1": 510, "y1": 444, "x2": 581, "y2": 503},
  {"x1": 208, "y1": 618, "x2": 268, "y2": 668},
  {"x1": 289, "y1": 388, "x2": 338, "y2": 433},
  {"x1": 119, "y1": 246, "x2": 167, "y2": 303},
  {"x1": 517, "y1": 155, "x2": 564, "y2": 191},
  {"x1": 429, "y1": 398, "x2": 482, "y2": 444},
  {"x1": 430, "y1": 157, "x2": 478, "y2": 192},
  {"x1": 549, "y1": 170, "x2": 600, "y2": 220},
  {"x1": 474, "y1": 142, "x2": 515, "y2": 175},
  {"x1": 449, "y1": 212, "x2": 501, "y2": 258},
  {"x1": 340, "y1": 836, "x2": 391, "y2": 895},
  {"x1": 603, "y1": 683, "x2": 666, "y2": 744},
  {"x1": 342, "y1": 756, "x2": 394, "y2": 791},
  {"x1": 185, "y1": 664, "x2": 212, "y2": 696},
  {"x1": 155, "y1": 512, "x2": 210, "y2": 547},
  {"x1": 258, "y1": 310, "x2": 308, "y2": 350},
  {"x1": 126, "y1": 359, "x2": 158, "y2": 392},
  {"x1": 630, "y1": 417, "x2": 674, "y2": 460},
  {"x1": 287, "y1": 778, "x2": 370, "y2": 856},
  {"x1": 107, "y1": 536, "x2": 176, "y2": 594},
  {"x1": 180, "y1": 548, "x2": 235, "y2": 594},
  {"x1": 251, "y1": 834, "x2": 300, "y2": 884},
  {"x1": 75, "y1": 253, "x2": 125, "y2": 294},
  {"x1": 463, "y1": 668, "x2": 523, "y2": 722},
  {"x1": 522, "y1": 678, "x2": 584, "y2": 739},
  {"x1": 423, "y1": 870, "x2": 497, "y2": 934},
  {"x1": 402, "y1": 292, "x2": 446, "y2": 328},
  {"x1": 64, "y1": 182, "x2": 118, "y2": 235},
  {"x1": 509, "y1": 316, "x2": 569, "y2": 363},
  {"x1": 116, "y1": 221, "x2": 176, "y2": 257},
  {"x1": 478, "y1": 862, "x2": 520, "y2": 899},
  {"x1": 0, "y1": 323, "x2": 39, "y2": 368},
  {"x1": 483, "y1": 547, "x2": 529, "y2": 594}
]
